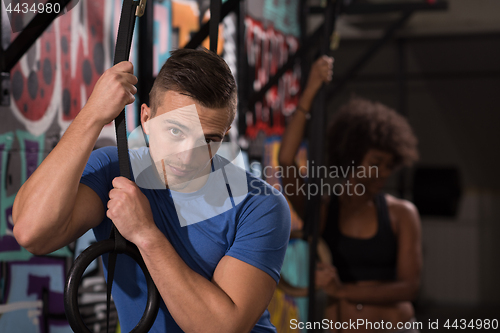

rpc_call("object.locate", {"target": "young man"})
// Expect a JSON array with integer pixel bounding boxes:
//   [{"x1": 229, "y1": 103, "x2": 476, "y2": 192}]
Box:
[{"x1": 13, "y1": 49, "x2": 291, "y2": 332}]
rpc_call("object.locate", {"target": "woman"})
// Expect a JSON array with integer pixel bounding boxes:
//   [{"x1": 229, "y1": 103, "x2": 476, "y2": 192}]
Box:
[{"x1": 278, "y1": 56, "x2": 422, "y2": 333}]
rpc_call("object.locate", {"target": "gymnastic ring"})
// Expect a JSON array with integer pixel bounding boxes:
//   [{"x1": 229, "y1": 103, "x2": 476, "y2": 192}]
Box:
[{"x1": 64, "y1": 239, "x2": 160, "y2": 333}]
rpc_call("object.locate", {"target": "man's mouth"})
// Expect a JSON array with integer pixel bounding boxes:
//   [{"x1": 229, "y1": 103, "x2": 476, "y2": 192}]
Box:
[{"x1": 167, "y1": 164, "x2": 195, "y2": 177}]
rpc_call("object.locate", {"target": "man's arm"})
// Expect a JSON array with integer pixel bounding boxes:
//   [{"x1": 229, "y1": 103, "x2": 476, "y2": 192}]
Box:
[
  {"x1": 142, "y1": 236, "x2": 277, "y2": 333},
  {"x1": 107, "y1": 176, "x2": 290, "y2": 332},
  {"x1": 12, "y1": 61, "x2": 137, "y2": 255}
]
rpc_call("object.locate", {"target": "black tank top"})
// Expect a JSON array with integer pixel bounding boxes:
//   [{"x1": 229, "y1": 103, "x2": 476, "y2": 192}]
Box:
[{"x1": 323, "y1": 193, "x2": 397, "y2": 282}]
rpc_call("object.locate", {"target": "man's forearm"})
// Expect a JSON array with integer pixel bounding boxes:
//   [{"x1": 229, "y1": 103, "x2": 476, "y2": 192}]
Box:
[
  {"x1": 13, "y1": 108, "x2": 104, "y2": 253},
  {"x1": 136, "y1": 229, "x2": 246, "y2": 333}
]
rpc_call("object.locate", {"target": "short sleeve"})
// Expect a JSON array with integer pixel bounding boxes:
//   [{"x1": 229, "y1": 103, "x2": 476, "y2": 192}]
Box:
[
  {"x1": 226, "y1": 179, "x2": 291, "y2": 283},
  {"x1": 80, "y1": 146, "x2": 120, "y2": 209}
]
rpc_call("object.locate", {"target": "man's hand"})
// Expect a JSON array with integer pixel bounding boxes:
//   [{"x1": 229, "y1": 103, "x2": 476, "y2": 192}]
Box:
[
  {"x1": 304, "y1": 55, "x2": 333, "y2": 95},
  {"x1": 107, "y1": 177, "x2": 157, "y2": 245},
  {"x1": 84, "y1": 61, "x2": 138, "y2": 126}
]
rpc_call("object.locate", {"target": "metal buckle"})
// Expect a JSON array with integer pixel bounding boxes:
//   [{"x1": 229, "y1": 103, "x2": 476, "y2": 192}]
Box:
[{"x1": 135, "y1": 0, "x2": 147, "y2": 17}]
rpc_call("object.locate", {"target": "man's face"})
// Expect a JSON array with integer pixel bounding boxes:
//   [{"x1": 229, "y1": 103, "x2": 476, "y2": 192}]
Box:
[{"x1": 143, "y1": 91, "x2": 231, "y2": 192}]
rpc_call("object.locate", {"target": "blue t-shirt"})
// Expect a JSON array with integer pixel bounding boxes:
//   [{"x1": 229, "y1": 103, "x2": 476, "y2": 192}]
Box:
[{"x1": 80, "y1": 146, "x2": 291, "y2": 332}]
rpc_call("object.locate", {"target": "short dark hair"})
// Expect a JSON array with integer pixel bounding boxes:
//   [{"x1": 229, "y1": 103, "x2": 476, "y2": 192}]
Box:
[
  {"x1": 149, "y1": 48, "x2": 237, "y2": 126},
  {"x1": 327, "y1": 96, "x2": 419, "y2": 169}
]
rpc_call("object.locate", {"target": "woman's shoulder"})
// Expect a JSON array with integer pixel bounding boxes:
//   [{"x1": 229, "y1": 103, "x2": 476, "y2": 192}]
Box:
[
  {"x1": 384, "y1": 194, "x2": 418, "y2": 215},
  {"x1": 384, "y1": 193, "x2": 421, "y2": 235}
]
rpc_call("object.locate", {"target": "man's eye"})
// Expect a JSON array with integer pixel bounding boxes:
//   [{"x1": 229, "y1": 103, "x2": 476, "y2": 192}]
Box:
[{"x1": 170, "y1": 128, "x2": 181, "y2": 136}]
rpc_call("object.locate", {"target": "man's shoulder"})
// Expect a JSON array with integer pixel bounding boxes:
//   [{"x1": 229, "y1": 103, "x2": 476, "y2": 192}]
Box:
[
  {"x1": 82, "y1": 146, "x2": 120, "y2": 183},
  {"x1": 212, "y1": 154, "x2": 286, "y2": 203},
  {"x1": 245, "y1": 171, "x2": 285, "y2": 203},
  {"x1": 240, "y1": 172, "x2": 290, "y2": 223},
  {"x1": 88, "y1": 146, "x2": 150, "y2": 180},
  {"x1": 89, "y1": 145, "x2": 118, "y2": 162}
]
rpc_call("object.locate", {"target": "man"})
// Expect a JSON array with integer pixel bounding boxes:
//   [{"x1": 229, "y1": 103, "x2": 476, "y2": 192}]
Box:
[{"x1": 13, "y1": 48, "x2": 291, "y2": 332}]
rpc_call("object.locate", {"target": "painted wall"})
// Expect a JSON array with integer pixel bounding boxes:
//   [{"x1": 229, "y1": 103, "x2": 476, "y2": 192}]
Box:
[
  {"x1": 0, "y1": 0, "x2": 235, "y2": 331},
  {"x1": 1, "y1": 0, "x2": 116, "y2": 331},
  {"x1": 243, "y1": 0, "x2": 302, "y2": 158}
]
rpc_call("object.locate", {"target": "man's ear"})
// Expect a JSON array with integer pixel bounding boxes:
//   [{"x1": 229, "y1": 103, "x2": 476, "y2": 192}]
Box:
[{"x1": 141, "y1": 103, "x2": 152, "y2": 135}]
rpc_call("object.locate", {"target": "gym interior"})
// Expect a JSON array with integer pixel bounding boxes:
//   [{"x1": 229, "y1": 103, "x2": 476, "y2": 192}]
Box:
[{"x1": 0, "y1": 0, "x2": 499, "y2": 332}]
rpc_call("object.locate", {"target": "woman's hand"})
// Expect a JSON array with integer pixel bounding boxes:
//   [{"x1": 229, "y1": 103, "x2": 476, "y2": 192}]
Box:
[
  {"x1": 304, "y1": 55, "x2": 333, "y2": 95},
  {"x1": 315, "y1": 262, "x2": 342, "y2": 297}
]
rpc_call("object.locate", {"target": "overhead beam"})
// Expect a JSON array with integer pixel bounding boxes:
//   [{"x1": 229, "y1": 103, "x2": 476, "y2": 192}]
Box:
[
  {"x1": 184, "y1": 0, "x2": 239, "y2": 50},
  {"x1": 326, "y1": 10, "x2": 414, "y2": 102},
  {"x1": 309, "y1": 1, "x2": 448, "y2": 15},
  {"x1": 1, "y1": 0, "x2": 73, "y2": 72}
]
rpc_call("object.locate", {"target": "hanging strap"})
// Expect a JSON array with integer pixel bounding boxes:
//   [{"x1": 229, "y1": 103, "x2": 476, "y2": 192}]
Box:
[
  {"x1": 114, "y1": 0, "x2": 137, "y2": 181},
  {"x1": 210, "y1": 0, "x2": 221, "y2": 53},
  {"x1": 64, "y1": 2, "x2": 159, "y2": 332},
  {"x1": 105, "y1": 1, "x2": 218, "y2": 331},
  {"x1": 106, "y1": 0, "x2": 142, "y2": 332}
]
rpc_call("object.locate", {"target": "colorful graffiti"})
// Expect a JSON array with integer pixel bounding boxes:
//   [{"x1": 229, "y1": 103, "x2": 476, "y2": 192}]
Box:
[
  {"x1": 153, "y1": 0, "x2": 173, "y2": 76},
  {"x1": 1, "y1": 0, "x2": 121, "y2": 331},
  {"x1": 0, "y1": 131, "x2": 71, "y2": 262},
  {"x1": 244, "y1": 16, "x2": 301, "y2": 139},
  {"x1": 9, "y1": 0, "x2": 114, "y2": 137},
  {"x1": 0, "y1": 257, "x2": 68, "y2": 332},
  {"x1": 263, "y1": 0, "x2": 301, "y2": 37}
]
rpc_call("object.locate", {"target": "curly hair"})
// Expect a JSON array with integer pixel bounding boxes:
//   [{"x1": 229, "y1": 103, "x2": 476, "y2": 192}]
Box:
[{"x1": 327, "y1": 97, "x2": 419, "y2": 170}]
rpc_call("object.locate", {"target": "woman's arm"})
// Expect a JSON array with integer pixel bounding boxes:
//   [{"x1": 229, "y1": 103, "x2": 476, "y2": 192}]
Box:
[
  {"x1": 278, "y1": 261, "x2": 339, "y2": 298},
  {"x1": 277, "y1": 278, "x2": 309, "y2": 297},
  {"x1": 278, "y1": 56, "x2": 333, "y2": 219},
  {"x1": 324, "y1": 200, "x2": 422, "y2": 304}
]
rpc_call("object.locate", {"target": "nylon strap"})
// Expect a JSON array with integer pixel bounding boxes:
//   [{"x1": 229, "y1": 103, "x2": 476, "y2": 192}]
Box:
[
  {"x1": 107, "y1": 0, "x2": 138, "y2": 332},
  {"x1": 210, "y1": 0, "x2": 221, "y2": 53},
  {"x1": 105, "y1": 1, "x2": 219, "y2": 331}
]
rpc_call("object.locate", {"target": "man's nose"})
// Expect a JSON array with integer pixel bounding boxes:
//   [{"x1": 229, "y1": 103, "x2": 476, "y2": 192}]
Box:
[{"x1": 175, "y1": 140, "x2": 210, "y2": 166}]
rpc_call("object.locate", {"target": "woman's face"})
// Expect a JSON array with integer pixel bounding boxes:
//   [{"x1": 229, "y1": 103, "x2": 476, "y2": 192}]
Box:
[{"x1": 354, "y1": 149, "x2": 395, "y2": 195}]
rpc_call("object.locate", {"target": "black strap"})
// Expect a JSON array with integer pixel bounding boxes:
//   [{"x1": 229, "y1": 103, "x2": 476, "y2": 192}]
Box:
[
  {"x1": 104, "y1": 1, "x2": 221, "y2": 331},
  {"x1": 106, "y1": 227, "x2": 129, "y2": 333},
  {"x1": 375, "y1": 193, "x2": 391, "y2": 233},
  {"x1": 107, "y1": 0, "x2": 138, "y2": 332},
  {"x1": 64, "y1": 4, "x2": 160, "y2": 331},
  {"x1": 114, "y1": 0, "x2": 137, "y2": 181},
  {"x1": 209, "y1": 0, "x2": 221, "y2": 53}
]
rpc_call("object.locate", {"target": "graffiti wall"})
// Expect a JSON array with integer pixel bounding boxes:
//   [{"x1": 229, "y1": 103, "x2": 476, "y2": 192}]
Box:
[
  {"x1": 243, "y1": 0, "x2": 301, "y2": 156},
  {"x1": 0, "y1": 0, "x2": 233, "y2": 332},
  {"x1": 0, "y1": 0, "x2": 120, "y2": 330}
]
